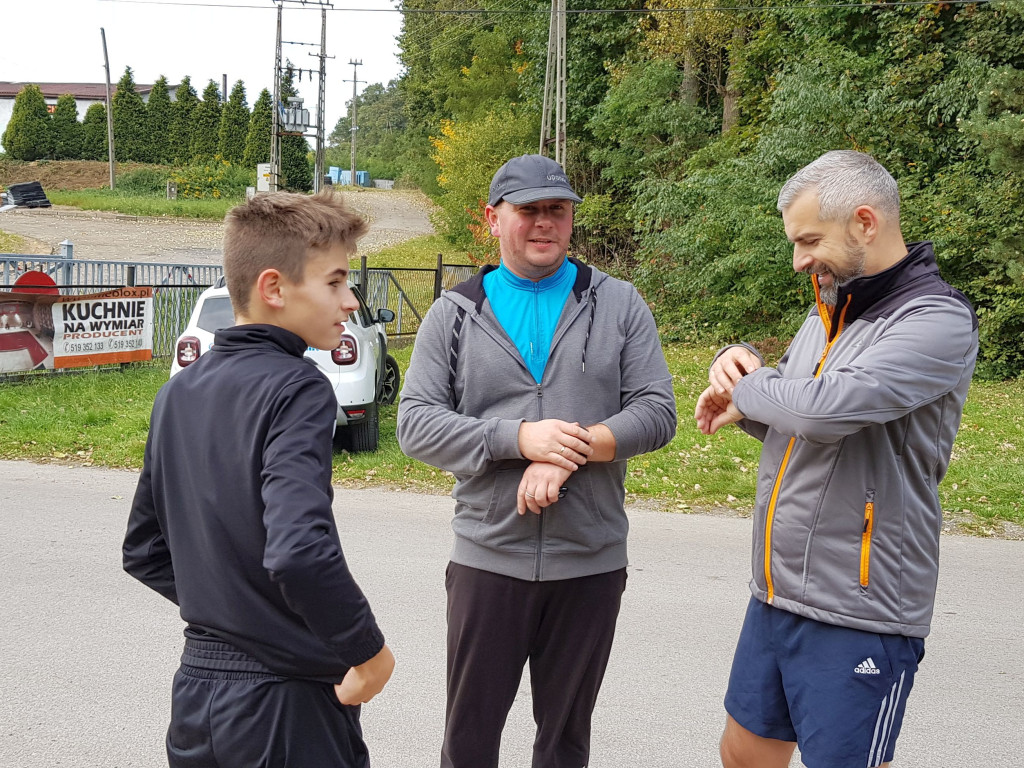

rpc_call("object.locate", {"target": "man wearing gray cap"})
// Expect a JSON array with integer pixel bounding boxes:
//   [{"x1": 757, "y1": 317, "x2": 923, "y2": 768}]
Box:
[{"x1": 398, "y1": 154, "x2": 677, "y2": 768}]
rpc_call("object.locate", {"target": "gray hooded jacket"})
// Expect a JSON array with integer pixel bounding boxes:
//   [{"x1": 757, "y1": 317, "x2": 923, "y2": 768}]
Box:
[
  {"x1": 729, "y1": 242, "x2": 978, "y2": 637},
  {"x1": 397, "y1": 259, "x2": 677, "y2": 581}
]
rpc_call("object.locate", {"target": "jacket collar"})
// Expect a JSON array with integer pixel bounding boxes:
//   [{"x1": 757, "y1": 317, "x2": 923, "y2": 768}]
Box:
[
  {"x1": 450, "y1": 257, "x2": 594, "y2": 312},
  {"x1": 212, "y1": 324, "x2": 308, "y2": 358},
  {"x1": 820, "y1": 241, "x2": 937, "y2": 336}
]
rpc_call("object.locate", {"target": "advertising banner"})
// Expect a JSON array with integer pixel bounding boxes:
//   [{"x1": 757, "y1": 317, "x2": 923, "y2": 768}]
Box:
[{"x1": 0, "y1": 284, "x2": 154, "y2": 373}]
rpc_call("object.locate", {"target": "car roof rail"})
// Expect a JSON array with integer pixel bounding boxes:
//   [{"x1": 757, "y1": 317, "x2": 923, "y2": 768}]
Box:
[{"x1": 214, "y1": 275, "x2": 226, "y2": 289}]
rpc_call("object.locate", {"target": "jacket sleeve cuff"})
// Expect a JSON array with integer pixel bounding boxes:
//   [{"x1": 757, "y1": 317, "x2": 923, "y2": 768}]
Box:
[
  {"x1": 486, "y1": 418, "x2": 525, "y2": 461},
  {"x1": 340, "y1": 624, "x2": 387, "y2": 669},
  {"x1": 600, "y1": 411, "x2": 641, "y2": 460}
]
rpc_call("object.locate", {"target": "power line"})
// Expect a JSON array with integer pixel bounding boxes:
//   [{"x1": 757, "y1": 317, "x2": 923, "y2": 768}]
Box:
[{"x1": 96, "y1": 0, "x2": 998, "y2": 15}]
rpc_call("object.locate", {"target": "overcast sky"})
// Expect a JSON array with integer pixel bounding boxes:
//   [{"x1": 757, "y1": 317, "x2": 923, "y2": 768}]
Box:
[{"x1": 1, "y1": 0, "x2": 405, "y2": 138}]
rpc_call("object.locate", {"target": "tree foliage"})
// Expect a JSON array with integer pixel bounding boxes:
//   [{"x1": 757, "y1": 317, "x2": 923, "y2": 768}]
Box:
[
  {"x1": 50, "y1": 94, "x2": 83, "y2": 161},
  {"x1": 243, "y1": 88, "x2": 272, "y2": 168},
  {"x1": 326, "y1": 81, "x2": 408, "y2": 180},
  {"x1": 81, "y1": 103, "x2": 108, "y2": 161},
  {"x1": 2, "y1": 84, "x2": 52, "y2": 161},
  {"x1": 169, "y1": 76, "x2": 198, "y2": 164},
  {"x1": 385, "y1": 0, "x2": 1024, "y2": 377},
  {"x1": 112, "y1": 67, "x2": 149, "y2": 162},
  {"x1": 147, "y1": 76, "x2": 174, "y2": 164},
  {"x1": 190, "y1": 81, "x2": 223, "y2": 162},
  {"x1": 219, "y1": 80, "x2": 250, "y2": 164}
]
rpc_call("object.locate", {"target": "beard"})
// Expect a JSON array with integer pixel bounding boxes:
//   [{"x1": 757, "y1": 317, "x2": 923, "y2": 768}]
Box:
[{"x1": 816, "y1": 241, "x2": 867, "y2": 305}]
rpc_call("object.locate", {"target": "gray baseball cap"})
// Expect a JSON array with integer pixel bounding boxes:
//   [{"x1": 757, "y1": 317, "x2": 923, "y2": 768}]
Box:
[{"x1": 488, "y1": 154, "x2": 583, "y2": 207}]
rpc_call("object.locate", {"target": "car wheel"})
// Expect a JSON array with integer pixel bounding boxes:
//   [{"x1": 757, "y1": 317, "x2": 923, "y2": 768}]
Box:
[
  {"x1": 346, "y1": 401, "x2": 380, "y2": 453},
  {"x1": 378, "y1": 354, "x2": 401, "y2": 405}
]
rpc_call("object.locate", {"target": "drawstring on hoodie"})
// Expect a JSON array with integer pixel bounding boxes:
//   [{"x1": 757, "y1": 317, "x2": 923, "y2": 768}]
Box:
[{"x1": 582, "y1": 289, "x2": 597, "y2": 373}]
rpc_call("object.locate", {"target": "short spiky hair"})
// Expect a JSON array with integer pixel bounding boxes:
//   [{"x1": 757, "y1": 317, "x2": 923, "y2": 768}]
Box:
[
  {"x1": 777, "y1": 150, "x2": 901, "y2": 224},
  {"x1": 223, "y1": 190, "x2": 368, "y2": 314}
]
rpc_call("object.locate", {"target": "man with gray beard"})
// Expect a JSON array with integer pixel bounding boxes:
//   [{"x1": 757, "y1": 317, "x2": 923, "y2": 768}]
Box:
[{"x1": 695, "y1": 150, "x2": 978, "y2": 768}]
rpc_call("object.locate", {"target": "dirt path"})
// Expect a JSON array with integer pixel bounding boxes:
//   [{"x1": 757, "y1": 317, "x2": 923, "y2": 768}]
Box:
[{"x1": 0, "y1": 189, "x2": 434, "y2": 264}]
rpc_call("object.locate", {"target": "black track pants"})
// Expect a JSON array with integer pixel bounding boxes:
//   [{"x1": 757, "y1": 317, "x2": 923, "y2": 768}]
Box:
[
  {"x1": 166, "y1": 636, "x2": 369, "y2": 768},
  {"x1": 441, "y1": 562, "x2": 627, "y2": 768}
]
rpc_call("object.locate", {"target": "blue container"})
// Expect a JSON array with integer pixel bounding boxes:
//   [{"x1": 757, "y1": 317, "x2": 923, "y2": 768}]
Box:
[{"x1": 356, "y1": 170, "x2": 371, "y2": 187}]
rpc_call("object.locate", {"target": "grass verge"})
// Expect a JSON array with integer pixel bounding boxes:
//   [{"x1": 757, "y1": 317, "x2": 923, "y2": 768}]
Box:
[
  {"x1": 0, "y1": 345, "x2": 1020, "y2": 533},
  {"x1": 0, "y1": 229, "x2": 31, "y2": 253},
  {"x1": 46, "y1": 190, "x2": 238, "y2": 220}
]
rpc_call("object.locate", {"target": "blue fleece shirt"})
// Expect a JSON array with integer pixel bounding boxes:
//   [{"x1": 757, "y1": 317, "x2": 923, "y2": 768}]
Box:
[{"x1": 483, "y1": 258, "x2": 577, "y2": 383}]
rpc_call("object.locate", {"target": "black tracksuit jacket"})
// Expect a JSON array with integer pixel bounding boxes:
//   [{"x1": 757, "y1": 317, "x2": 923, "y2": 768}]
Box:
[{"x1": 123, "y1": 324, "x2": 384, "y2": 682}]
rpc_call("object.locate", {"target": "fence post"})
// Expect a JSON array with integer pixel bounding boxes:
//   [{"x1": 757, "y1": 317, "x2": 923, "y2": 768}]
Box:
[
  {"x1": 360, "y1": 254, "x2": 368, "y2": 295},
  {"x1": 58, "y1": 239, "x2": 74, "y2": 287},
  {"x1": 434, "y1": 253, "x2": 444, "y2": 300},
  {"x1": 126, "y1": 266, "x2": 136, "y2": 287}
]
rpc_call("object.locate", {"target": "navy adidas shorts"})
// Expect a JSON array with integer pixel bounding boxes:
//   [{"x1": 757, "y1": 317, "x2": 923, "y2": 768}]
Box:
[{"x1": 725, "y1": 597, "x2": 925, "y2": 768}]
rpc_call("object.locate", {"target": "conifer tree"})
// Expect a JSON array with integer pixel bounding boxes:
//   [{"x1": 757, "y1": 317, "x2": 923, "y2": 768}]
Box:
[
  {"x1": 169, "y1": 76, "x2": 198, "y2": 163},
  {"x1": 146, "y1": 76, "x2": 174, "y2": 164},
  {"x1": 1, "y1": 84, "x2": 52, "y2": 160},
  {"x1": 190, "y1": 80, "x2": 223, "y2": 161},
  {"x1": 243, "y1": 88, "x2": 273, "y2": 168},
  {"x1": 218, "y1": 80, "x2": 250, "y2": 164},
  {"x1": 112, "y1": 67, "x2": 150, "y2": 161},
  {"x1": 81, "y1": 103, "x2": 108, "y2": 161},
  {"x1": 50, "y1": 94, "x2": 83, "y2": 160},
  {"x1": 280, "y1": 64, "x2": 312, "y2": 191}
]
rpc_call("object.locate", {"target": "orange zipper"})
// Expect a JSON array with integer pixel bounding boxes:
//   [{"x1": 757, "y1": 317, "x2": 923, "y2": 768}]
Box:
[
  {"x1": 860, "y1": 501, "x2": 874, "y2": 588},
  {"x1": 763, "y1": 289, "x2": 851, "y2": 603}
]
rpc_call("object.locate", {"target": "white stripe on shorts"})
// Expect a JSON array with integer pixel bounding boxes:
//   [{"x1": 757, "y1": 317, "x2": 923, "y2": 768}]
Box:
[{"x1": 867, "y1": 670, "x2": 906, "y2": 767}]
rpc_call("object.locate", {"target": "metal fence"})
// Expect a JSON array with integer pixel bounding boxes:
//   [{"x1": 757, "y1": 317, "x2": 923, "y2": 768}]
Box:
[
  {"x1": 360, "y1": 257, "x2": 476, "y2": 338},
  {"x1": 1, "y1": 252, "x2": 223, "y2": 359},
  {"x1": 2, "y1": 250, "x2": 478, "y2": 366}
]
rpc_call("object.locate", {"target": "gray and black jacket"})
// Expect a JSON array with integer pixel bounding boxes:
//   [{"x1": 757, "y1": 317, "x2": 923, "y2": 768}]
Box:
[
  {"x1": 397, "y1": 259, "x2": 677, "y2": 581},
  {"x1": 729, "y1": 242, "x2": 978, "y2": 637}
]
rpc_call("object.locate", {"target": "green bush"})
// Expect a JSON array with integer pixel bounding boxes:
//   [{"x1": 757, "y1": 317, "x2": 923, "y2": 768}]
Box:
[
  {"x1": 2, "y1": 84, "x2": 52, "y2": 161},
  {"x1": 169, "y1": 157, "x2": 254, "y2": 200},
  {"x1": 115, "y1": 167, "x2": 170, "y2": 196}
]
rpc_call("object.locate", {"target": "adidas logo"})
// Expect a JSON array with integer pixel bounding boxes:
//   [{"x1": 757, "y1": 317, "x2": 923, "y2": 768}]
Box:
[{"x1": 854, "y1": 657, "x2": 882, "y2": 675}]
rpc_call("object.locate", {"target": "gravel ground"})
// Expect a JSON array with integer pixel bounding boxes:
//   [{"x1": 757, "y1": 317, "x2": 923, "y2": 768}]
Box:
[{"x1": 0, "y1": 189, "x2": 435, "y2": 264}]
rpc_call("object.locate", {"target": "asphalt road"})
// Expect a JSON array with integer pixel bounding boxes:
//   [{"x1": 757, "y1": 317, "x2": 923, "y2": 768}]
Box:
[{"x1": 1, "y1": 459, "x2": 1021, "y2": 767}]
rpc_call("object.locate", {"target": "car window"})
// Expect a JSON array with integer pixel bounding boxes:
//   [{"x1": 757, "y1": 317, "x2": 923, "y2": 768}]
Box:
[
  {"x1": 352, "y1": 286, "x2": 374, "y2": 327},
  {"x1": 196, "y1": 296, "x2": 235, "y2": 333}
]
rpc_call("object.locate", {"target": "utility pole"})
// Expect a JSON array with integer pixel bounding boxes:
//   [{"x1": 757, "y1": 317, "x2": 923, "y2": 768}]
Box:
[
  {"x1": 100, "y1": 27, "x2": 115, "y2": 191},
  {"x1": 346, "y1": 59, "x2": 364, "y2": 187},
  {"x1": 308, "y1": 7, "x2": 333, "y2": 192},
  {"x1": 539, "y1": 0, "x2": 566, "y2": 165},
  {"x1": 270, "y1": 0, "x2": 332, "y2": 193},
  {"x1": 270, "y1": 2, "x2": 283, "y2": 192}
]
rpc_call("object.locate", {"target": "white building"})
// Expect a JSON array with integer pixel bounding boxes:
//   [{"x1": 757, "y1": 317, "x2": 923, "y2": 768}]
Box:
[{"x1": 0, "y1": 82, "x2": 177, "y2": 152}]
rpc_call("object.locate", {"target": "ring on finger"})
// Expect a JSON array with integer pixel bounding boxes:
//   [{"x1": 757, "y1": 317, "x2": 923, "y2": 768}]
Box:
[
  {"x1": 525, "y1": 491, "x2": 535, "y2": 498},
  {"x1": 558, "y1": 445, "x2": 566, "y2": 455}
]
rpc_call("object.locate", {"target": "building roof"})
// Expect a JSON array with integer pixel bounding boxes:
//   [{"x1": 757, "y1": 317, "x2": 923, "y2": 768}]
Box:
[{"x1": 0, "y1": 82, "x2": 161, "y2": 100}]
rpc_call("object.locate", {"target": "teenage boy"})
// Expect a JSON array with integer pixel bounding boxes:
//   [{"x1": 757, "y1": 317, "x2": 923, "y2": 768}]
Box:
[
  {"x1": 124, "y1": 190, "x2": 395, "y2": 768},
  {"x1": 397, "y1": 154, "x2": 677, "y2": 768}
]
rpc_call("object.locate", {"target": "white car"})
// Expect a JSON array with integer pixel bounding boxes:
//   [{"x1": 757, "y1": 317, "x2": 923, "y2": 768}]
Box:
[{"x1": 171, "y1": 277, "x2": 399, "y2": 452}]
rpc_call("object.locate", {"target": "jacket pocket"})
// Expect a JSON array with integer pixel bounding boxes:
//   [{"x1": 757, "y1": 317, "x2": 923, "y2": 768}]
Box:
[
  {"x1": 542, "y1": 469, "x2": 627, "y2": 554},
  {"x1": 455, "y1": 468, "x2": 538, "y2": 553},
  {"x1": 860, "y1": 489, "x2": 875, "y2": 589}
]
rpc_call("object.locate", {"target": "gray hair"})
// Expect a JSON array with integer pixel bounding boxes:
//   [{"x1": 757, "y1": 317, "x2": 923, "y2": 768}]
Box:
[{"x1": 777, "y1": 150, "x2": 900, "y2": 223}]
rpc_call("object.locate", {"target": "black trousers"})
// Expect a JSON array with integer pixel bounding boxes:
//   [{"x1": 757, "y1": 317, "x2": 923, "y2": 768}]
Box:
[
  {"x1": 166, "y1": 636, "x2": 369, "y2": 768},
  {"x1": 441, "y1": 562, "x2": 627, "y2": 768}
]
